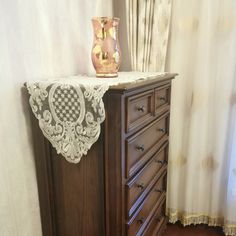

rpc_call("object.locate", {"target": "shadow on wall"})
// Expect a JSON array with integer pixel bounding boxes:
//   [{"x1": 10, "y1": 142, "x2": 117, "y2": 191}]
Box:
[
  {"x1": 224, "y1": 69, "x2": 236, "y2": 218},
  {"x1": 20, "y1": 86, "x2": 35, "y2": 161},
  {"x1": 113, "y1": 0, "x2": 132, "y2": 71}
]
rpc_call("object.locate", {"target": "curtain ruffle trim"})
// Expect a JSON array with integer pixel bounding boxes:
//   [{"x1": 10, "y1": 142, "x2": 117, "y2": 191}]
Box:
[{"x1": 167, "y1": 208, "x2": 236, "y2": 236}]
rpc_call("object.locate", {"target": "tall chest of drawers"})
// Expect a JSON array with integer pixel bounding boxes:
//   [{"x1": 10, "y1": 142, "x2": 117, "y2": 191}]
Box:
[{"x1": 30, "y1": 73, "x2": 176, "y2": 236}]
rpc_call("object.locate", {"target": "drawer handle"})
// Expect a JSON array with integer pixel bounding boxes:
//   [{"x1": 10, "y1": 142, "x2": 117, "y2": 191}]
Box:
[
  {"x1": 159, "y1": 96, "x2": 166, "y2": 101},
  {"x1": 157, "y1": 128, "x2": 165, "y2": 133},
  {"x1": 137, "y1": 183, "x2": 145, "y2": 190},
  {"x1": 155, "y1": 215, "x2": 163, "y2": 223},
  {"x1": 136, "y1": 145, "x2": 145, "y2": 152},
  {"x1": 137, "y1": 106, "x2": 146, "y2": 112},
  {"x1": 137, "y1": 217, "x2": 145, "y2": 225},
  {"x1": 156, "y1": 160, "x2": 168, "y2": 165},
  {"x1": 155, "y1": 188, "x2": 165, "y2": 193}
]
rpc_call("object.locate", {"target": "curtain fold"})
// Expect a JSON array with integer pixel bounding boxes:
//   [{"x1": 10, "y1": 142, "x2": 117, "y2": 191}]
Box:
[
  {"x1": 125, "y1": 0, "x2": 172, "y2": 71},
  {"x1": 125, "y1": 0, "x2": 236, "y2": 235},
  {"x1": 166, "y1": 1, "x2": 236, "y2": 235}
]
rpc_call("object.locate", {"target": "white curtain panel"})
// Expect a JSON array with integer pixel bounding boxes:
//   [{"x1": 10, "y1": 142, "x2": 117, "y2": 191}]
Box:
[
  {"x1": 126, "y1": 0, "x2": 172, "y2": 72},
  {"x1": 166, "y1": 0, "x2": 236, "y2": 235},
  {"x1": 0, "y1": 0, "x2": 112, "y2": 235}
]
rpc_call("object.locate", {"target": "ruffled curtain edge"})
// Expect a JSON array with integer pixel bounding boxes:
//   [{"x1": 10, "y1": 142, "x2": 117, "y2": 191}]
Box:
[{"x1": 167, "y1": 208, "x2": 236, "y2": 236}]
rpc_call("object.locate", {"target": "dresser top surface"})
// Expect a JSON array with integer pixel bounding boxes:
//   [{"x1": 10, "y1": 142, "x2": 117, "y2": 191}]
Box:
[
  {"x1": 25, "y1": 72, "x2": 177, "y2": 92},
  {"x1": 109, "y1": 72, "x2": 177, "y2": 92}
]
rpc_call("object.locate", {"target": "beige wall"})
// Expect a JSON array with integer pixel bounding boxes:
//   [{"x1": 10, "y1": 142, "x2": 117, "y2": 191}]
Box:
[
  {"x1": 113, "y1": 0, "x2": 132, "y2": 71},
  {"x1": 0, "y1": 0, "x2": 112, "y2": 235}
]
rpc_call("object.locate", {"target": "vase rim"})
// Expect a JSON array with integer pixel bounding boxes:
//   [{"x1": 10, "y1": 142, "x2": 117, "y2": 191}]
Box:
[{"x1": 92, "y1": 16, "x2": 120, "y2": 22}]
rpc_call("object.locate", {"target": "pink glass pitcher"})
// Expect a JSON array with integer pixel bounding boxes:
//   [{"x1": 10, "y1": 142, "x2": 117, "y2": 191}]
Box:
[{"x1": 91, "y1": 17, "x2": 121, "y2": 78}]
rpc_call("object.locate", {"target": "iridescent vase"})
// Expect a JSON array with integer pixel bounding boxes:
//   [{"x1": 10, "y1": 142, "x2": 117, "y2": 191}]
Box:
[{"x1": 91, "y1": 17, "x2": 121, "y2": 78}]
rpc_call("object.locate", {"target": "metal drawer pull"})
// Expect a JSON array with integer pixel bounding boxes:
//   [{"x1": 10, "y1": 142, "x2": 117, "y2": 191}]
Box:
[
  {"x1": 157, "y1": 128, "x2": 165, "y2": 133},
  {"x1": 156, "y1": 160, "x2": 168, "y2": 165},
  {"x1": 137, "y1": 106, "x2": 146, "y2": 112},
  {"x1": 137, "y1": 183, "x2": 145, "y2": 190},
  {"x1": 155, "y1": 215, "x2": 163, "y2": 223},
  {"x1": 136, "y1": 145, "x2": 145, "y2": 152},
  {"x1": 155, "y1": 188, "x2": 164, "y2": 193},
  {"x1": 159, "y1": 96, "x2": 166, "y2": 101},
  {"x1": 137, "y1": 217, "x2": 145, "y2": 224}
]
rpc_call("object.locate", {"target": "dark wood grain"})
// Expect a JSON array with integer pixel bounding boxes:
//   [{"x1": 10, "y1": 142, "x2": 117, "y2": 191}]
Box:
[
  {"x1": 155, "y1": 84, "x2": 171, "y2": 116},
  {"x1": 125, "y1": 113, "x2": 169, "y2": 178},
  {"x1": 125, "y1": 142, "x2": 168, "y2": 218},
  {"x1": 30, "y1": 114, "x2": 57, "y2": 236},
  {"x1": 109, "y1": 73, "x2": 177, "y2": 91},
  {"x1": 50, "y1": 137, "x2": 105, "y2": 236},
  {"x1": 126, "y1": 174, "x2": 166, "y2": 236},
  {"x1": 31, "y1": 116, "x2": 105, "y2": 236},
  {"x1": 103, "y1": 92, "x2": 124, "y2": 236},
  {"x1": 126, "y1": 89, "x2": 154, "y2": 133},
  {"x1": 163, "y1": 223, "x2": 225, "y2": 236},
  {"x1": 29, "y1": 73, "x2": 177, "y2": 236},
  {"x1": 142, "y1": 197, "x2": 167, "y2": 236}
]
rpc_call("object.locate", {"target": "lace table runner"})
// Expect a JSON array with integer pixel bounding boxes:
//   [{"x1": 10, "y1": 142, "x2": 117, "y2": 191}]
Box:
[{"x1": 27, "y1": 72, "x2": 165, "y2": 163}]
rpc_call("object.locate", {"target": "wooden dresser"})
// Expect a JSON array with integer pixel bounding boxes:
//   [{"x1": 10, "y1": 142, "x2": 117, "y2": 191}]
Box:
[{"x1": 30, "y1": 73, "x2": 176, "y2": 236}]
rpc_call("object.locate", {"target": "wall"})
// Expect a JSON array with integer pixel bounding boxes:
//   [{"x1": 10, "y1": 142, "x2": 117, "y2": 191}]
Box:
[
  {"x1": 113, "y1": 0, "x2": 131, "y2": 71},
  {"x1": 0, "y1": 0, "x2": 112, "y2": 235}
]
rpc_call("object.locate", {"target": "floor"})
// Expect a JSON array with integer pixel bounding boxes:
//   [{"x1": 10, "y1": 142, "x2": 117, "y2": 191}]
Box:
[{"x1": 163, "y1": 223, "x2": 225, "y2": 236}]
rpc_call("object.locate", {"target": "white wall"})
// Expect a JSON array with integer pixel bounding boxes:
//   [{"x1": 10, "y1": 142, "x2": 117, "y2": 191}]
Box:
[
  {"x1": 113, "y1": 0, "x2": 131, "y2": 71},
  {"x1": 0, "y1": 0, "x2": 112, "y2": 235}
]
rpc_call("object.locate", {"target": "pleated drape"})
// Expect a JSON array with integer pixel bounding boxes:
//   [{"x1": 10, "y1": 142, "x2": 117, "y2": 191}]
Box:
[
  {"x1": 125, "y1": 0, "x2": 172, "y2": 72},
  {"x1": 125, "y1": 0, "x2": 236, "y2": 235},
  {"x1": 166, "y1": 1, "x2": 236, "y2": 235}
]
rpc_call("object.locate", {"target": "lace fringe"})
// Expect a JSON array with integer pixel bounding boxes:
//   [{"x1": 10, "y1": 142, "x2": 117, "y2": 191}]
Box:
[
  {"x1": 224, "y1": 226, "x2": 236, "y2": 236},
  {"x1": 167, "y1": 208, "x2": 236, "y2": 236}
]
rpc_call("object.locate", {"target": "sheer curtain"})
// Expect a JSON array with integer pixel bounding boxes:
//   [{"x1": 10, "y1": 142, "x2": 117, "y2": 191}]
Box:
[
  {"x1": 166, "y1": 0, "x2": 236, "y2": 235},
  {"x1": 125, "y1": 0, "x2": 172, "y2": 71},
  {"x1": 0, "y1": 0, "x2": 112, "y2": 235}
]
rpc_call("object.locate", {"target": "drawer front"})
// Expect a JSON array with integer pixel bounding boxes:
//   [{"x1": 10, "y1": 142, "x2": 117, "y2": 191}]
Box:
[
  {"x1": 126, "y1": 142, "x2": 169, "y2": 217},
  {"x1": 155, "y1": 85, "x2": 171, "y2": 115},
  {"x1": 126, "y1": 113, "x2": 169, "y2": 177},
  {"x1": 126, "y1": 172, "x2": 167, "y2": 236},
  {"x1": 142, "y1": 198, "x2": 167, "y2": 236},
  {"x1": 126, "y1": 90, "x2": 154, "y2": 132}
]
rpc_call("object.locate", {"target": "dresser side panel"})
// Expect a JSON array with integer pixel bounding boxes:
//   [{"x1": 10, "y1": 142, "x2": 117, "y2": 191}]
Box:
[
  {"x1": 104, "y1": 92, "x2": 125, "y2": 236},
  {"x1": 31, "y1": 114, "x2": 105, "y2": 236},
  {"x1": 50, "y1": 136, "x2": 105, "y2": 236},
  {"x1": 30, "y1": 114, "x2": 57, "y2": 236}
]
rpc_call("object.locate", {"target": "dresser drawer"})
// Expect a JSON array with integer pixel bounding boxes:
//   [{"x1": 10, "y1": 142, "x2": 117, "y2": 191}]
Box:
[
  {"x1": 142, "y1": 198, "x2": 167, "y2": 236},
  {"x1": 126, "y1": 113, "x2": 169, "y2": 177},
  {"x1": 155, "y1": 85, "x2": 171, "y2": 116},
  {"x1": 126, "y1": 173, "x2": 166, "y2": 236},
  {"x1": 126, "y1": 90, "x2": 154, "y2": 132},
  {"x1": 126, "y1": 142, "x2": 169, "y2": 217}
]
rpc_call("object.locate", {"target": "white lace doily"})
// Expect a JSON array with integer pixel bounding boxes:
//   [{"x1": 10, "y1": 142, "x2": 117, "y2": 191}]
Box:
[{"x1": 27, "y1": 72, "x2": 165, "y2": 163}]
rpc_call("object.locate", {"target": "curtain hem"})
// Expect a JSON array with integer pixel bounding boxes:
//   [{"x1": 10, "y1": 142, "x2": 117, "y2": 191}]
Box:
[{"x1": 167, "y1": 208, "x2": 236, "y2": 236}]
